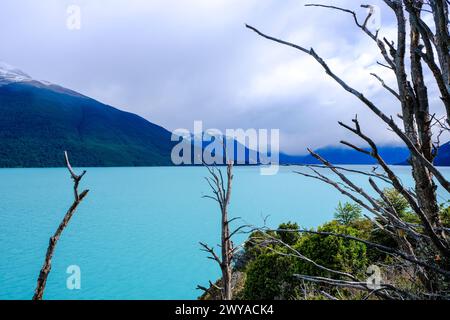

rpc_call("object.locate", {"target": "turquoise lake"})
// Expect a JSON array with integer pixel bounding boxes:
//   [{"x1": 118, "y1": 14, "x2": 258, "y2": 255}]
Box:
[{"x1": 0, "y1": 166, "x2": 449, "y2": 300}]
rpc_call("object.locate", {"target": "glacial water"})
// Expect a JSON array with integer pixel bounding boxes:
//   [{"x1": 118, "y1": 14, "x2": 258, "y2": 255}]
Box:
[{"x1": 0, "y1": 166, "x2": 449, "y2": 300}]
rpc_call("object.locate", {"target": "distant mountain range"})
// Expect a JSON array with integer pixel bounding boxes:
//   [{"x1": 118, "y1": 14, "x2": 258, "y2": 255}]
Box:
[
  {"x1": 280, "y1": 143, "x2": 450, "y2": 167},
  {"x1": 0, "y1": 62, "x2": 448, "y2": 167},
  {"x1": 279, "y1": 146, "x2": 410, "y2": 165}
]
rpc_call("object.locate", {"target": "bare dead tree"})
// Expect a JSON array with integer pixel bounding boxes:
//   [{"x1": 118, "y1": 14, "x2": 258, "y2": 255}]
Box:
[
  {"x1": 199, "y1": 161, "x2": 239, "y2": 300},
  {"x1": 33, "y1": 151, "x2": 89, "y2": 300},
  {"x1": 246, "y1": 0, "x2": 450, "y2": 299}
]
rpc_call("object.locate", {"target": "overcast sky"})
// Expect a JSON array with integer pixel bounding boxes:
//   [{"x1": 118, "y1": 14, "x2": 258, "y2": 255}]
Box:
[{"x1": 0, "y1": 0, "x2": 446, "y2": 154}]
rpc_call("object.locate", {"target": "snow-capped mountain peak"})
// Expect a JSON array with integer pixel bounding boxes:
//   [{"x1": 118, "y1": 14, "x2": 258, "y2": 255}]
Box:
[
  {"x1": 0, "y1": 62, "x2": 34, "y2": 86},
  {"x1": 0, "y1": 61, "x2": 89, "y2": 99}
]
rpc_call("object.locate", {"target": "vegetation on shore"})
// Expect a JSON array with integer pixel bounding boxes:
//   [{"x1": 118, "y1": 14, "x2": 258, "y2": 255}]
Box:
[{"x1": 200, "y1": 190, "x2": 450, "y2": 300}]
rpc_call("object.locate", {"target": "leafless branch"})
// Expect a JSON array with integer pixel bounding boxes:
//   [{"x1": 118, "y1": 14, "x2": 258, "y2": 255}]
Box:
[
  {"x1": 200, "y1": 161, "x2": 235, "y2": 300},
  {"x1": 245, "y1": 23, "x2": 450, "y2": 193},
  {"x1": 33, "y1": 152, "x2": 89, "y2": 300}
]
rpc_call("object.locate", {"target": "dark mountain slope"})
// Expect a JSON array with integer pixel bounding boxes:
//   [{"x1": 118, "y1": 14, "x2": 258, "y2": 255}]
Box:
[{"x1": 0, "y1": 82, "x2": 175, "y2": 167}]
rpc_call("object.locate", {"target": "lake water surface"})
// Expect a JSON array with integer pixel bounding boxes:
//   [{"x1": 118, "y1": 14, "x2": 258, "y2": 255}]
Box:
[{"x1": 0, "y1": 166, "x2": 449, "y2": 299}]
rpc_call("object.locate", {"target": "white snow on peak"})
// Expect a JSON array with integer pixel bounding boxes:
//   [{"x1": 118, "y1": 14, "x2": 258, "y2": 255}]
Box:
[
  {"x1": 0, "y1": 61, "x2": 55, "y2": 88},
  {"x1": 0, "y1": 62, "x2": 33, "y2": 85},
  {"x1": 0, "y1": 61, "x2": 88, "y2": 99}
]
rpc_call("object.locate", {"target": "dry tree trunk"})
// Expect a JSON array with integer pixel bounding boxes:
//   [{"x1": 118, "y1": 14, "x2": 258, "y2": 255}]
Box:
[
  {"x1": 199, "y1": 161, "x2": 235, "y2": 300},
  {"x1": 33, "y1": 151, "x2": 89, "y2": 300},
  {"x1": 246, "y1": 0, "x2": 450, "y2": 299},
  {"x1": 220, "y1": 162, "x2": 233, "y2": 300}
]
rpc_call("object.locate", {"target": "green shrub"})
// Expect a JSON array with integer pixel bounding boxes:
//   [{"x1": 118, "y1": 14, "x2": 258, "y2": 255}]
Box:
[
  {"x1": 277, "y1": 222, "x2": 301, "y2": 246},
  {"x1": 243, "y1": 252, "x2": 297, "y2": 300},
  {"x1": 241, "y1": 221, "x2": 369, "y2": 299},
  {"x1": 377, "y1": 188, "x2": 420, "y2": 223},
  {"x1": 380, "y1": 188, "x2": 410, "y2": 214},
  {"x1": 440, "y1": 202, "x2": 450, "y2": 228},
  {"x1": 334, "y1": 202, "x2": 362, "y2": 225},
  {"x1": 244, "y1": 230, "x2": 276, "y2": 261},
  {"x1": 294, "y1": 221, "x2": 368, "y2": 277}
]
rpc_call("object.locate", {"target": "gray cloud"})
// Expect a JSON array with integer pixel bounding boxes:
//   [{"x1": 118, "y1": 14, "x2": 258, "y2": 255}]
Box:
[{"x1": 0, "y1": 0, "x2": 447, "y2": 154}]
